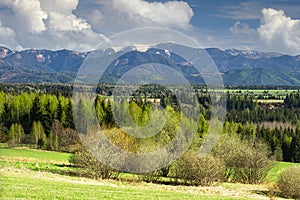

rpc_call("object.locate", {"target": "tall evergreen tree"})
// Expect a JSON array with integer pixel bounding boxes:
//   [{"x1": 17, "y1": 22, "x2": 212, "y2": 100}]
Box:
[{"x1": 64, "y1": 99, "x2": 75, "y2": 129}]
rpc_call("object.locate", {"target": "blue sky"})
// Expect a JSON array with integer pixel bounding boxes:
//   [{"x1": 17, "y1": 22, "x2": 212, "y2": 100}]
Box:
[
  {"x1": 0, "y1": 0, "x2": 299, "y2": 55},
  {"x1": 188, "y1": 0, "x2": 300, "y2": 28}
]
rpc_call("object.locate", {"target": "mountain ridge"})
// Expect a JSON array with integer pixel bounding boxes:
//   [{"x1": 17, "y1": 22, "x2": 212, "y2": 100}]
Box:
[{"x1": 1, "y1": 45, "x2": 299, "y2": 86}]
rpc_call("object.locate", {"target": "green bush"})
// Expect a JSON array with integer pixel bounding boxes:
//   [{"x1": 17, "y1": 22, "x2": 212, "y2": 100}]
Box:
[
  {"x1": 176, "y1": 151, "x2": 225, "y2": 186},
  {"x1": 278, "y1": 166, "x2": 300, "y2": 199},
  {"x1": 213, "y1": 135, "x2": 271, "y2": 184},
  {"x1": 137, "y1": 170, "x2": 163, "y2": 183},
  {"x1": 137, "y1": 165, "x2": 172, "y2": 183}
]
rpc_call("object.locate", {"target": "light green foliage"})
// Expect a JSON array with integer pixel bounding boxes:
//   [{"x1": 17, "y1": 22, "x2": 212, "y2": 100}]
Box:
[
  {"x1": 95, "y1": 96, "x2": 106, "y2": 126},
  {"x1": 10, "y1": 93, "x2": 35, "y2": 122},
  {"x1": 0, "y1": 91, "x2": 5, "y2": 116},
  {"x1": 223, "y1": 122, "x2": 242, "y2": 136},
  {"x1": 8, "y1": 123, "x2": 25, "y2": 147},
  {"x1": 129, "y1": 101, "x2": 144, "y2": 125},
  {"x1": 197, "y1": 114, "x2": 208, "y2": 137},
  {"x1": 50, "y1": 120, "x2": 63, "y2": 151},
  {"x1": 31, "y1": 121, "x2": 47, "y2": 148}
]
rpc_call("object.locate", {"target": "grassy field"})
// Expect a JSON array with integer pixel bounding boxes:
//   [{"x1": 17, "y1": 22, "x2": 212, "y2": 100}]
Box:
[
  {"x1": 1, "y1": 167, "x2": 255, "y2": 200},
  {"x1": 0, "y1": 145, "x2": 297, "y2": 200},
  {"x1": 265, "y1": 161, "x2": 300, "y2": 182},
  {"x1": 0, "y1": 146, "x2": 71, "y2": 164},
  {"x1": 225, "y1": 89, "x2": 298, "y2": 96},
  {"x1": 255, "y1": 99, "x2": 285, "y2": 104}
]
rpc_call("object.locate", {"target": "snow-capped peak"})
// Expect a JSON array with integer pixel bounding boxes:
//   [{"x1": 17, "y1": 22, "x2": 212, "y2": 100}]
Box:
[
  {"x1": 164, "y1": 49, "x2": 171, "y2": 58},
  {"x1": 112, "y1": 44, "x2": 151, "y2": 53},
  {"x1": 36, "y1": 54, "x2": 45, "y2": 62},
  {"x1": 0, "y1": 46, "x2": 12, "y2": 58}
]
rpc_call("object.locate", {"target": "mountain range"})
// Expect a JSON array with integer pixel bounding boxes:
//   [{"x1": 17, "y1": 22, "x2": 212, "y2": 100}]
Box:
[{"x1": 1, "y1": 44, "x2": 300, "y2": 86}]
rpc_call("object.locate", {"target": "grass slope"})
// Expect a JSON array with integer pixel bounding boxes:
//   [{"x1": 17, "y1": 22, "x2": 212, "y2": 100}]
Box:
[
  {"x1": 2, "y1": 167, "x2": 248, "y2": 200},
  {"x1": 0, "y1": 145, "x2": 296, "y2": 200}
]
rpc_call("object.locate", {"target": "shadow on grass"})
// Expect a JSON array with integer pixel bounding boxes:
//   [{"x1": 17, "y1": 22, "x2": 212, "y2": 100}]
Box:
[{"x1": 28, "y1": 163, "x2": 187, "y2": 186}]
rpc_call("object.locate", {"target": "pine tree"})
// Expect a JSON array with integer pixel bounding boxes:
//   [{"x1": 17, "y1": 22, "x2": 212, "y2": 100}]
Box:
[
  {"x1": 64, "y1": 99, "x2": 75, "y2": 129},
  {"x1": 30, "y1": 96, "x2": 42, "y2": 124},
  {"x1": 41, "y1": 101, "x2": 53, "y2": 136},
  {"x1": 75, "y1": 99, "x2": 87, "y2": 133}
]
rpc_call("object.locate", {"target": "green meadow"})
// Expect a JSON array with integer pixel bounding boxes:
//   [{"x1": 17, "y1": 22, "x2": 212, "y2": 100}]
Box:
[{"x1": 1, "y1": 144, "x2": 298, "y2": 199}]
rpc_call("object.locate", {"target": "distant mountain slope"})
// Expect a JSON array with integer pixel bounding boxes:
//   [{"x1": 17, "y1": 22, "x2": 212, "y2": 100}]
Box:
[
  {"x1": 0, "y1": 45, "x2": 299, "y2": 86},
  {"x1": 223, "y1": 68, "x2": 300, "y2": 86},
  {"x1": 0, "y1": 47, "x2": 85, "y2": 83}
]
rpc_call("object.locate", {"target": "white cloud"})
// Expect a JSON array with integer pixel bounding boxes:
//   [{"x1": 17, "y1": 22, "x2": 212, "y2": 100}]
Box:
[
  {"x1": 0, "y1": 0, "x2": 194, "y2": 51},
  {"x1": 0, "y1": 0, "x2": 47, "y2": 33},
  {"x1": 230, "y1": 21, "x2": 256, "y2": 36},
  {"x1": 46, "y1": 12, "x2": 90, "y2": 32},
  {"x1": 111, "y1": 0, "x2": 193, "y2": 30},
  {"x1": 0, "y1": 0, "x2": 105, "y2": 51},
  {"x1": 40, "y1": 0, "x2": 90, "y2": 31},
  {"x1": 40, "y1": 0, "x2": 78, "y2": 14},
  {"x1": 257, "y1": 8, "x2": 300, "y2": 54},
  {"x1": 227, "y1": 8, "x2": 300, "y2": 55},
  {"x1": 77, "y1": 0, "x2": 194, "y2": 34},
  {"x1": 0, "y1": 21, "x2": 19, "y2": 48}
]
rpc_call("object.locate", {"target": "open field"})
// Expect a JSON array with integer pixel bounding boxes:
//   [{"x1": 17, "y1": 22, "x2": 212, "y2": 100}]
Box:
[
  {"x1": 1, "y1": 167, "x2": 265, "y2": 200},
  {"x1": 225, "y1": 89, "x2": 298, "y2": 96},
  {"x1": 0, "y1": 143, "x2": 71, "y2": 164},
  {"x1": 0, "y1": 145, "x2": 298, "y2": 200},
  {"x1": 205, "y1": 88, "x2": 297, "y2": 101},
  {"x1": 255, "y1": 99, "x2": 285, "y2": 104}
]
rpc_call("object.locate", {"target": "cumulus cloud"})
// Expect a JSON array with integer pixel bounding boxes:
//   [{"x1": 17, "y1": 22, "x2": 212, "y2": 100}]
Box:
[
  {"x1": 0, "y1": 0, "x2": 106, "y2": 51},
  {"x1": 257, "y1": 8, "x2": 300, "y2": 55},
  {"x1": 0, "y1": 0, "x2": 194, "y2": 51},
  {"x1": 40, "y1": 0, "x2": 90, "y2": 31},
  {"x1": 111, "y1": 0, "x2": 193, "y2": 29},
  {"x1": 76, "y1": 0, "x2": 194, "y2": 34},
  {"x1": 40, "y1": 0, "x2": 78, "y2": 14},
  {"x1": 228, "y1": 8, "x2": 300, "y2": 55},
  {"x1": 0, "y1": 0, "x2": 47, "y2": 33}
]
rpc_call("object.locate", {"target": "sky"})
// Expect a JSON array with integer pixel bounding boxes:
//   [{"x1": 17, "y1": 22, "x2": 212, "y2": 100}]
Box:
[{"x1": 0, "y1": 0, "x2": 299, "y2": 55}]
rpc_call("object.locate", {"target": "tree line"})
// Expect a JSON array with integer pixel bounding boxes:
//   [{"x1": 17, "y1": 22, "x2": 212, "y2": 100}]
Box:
[{"x1": 0, "y1": 85, "x2": 300, "y2": 163}]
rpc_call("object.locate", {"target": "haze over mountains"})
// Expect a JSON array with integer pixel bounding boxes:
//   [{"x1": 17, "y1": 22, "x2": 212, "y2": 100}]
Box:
[{"x1": 1, "y1": 44, "x2": 300, "y2": 86}]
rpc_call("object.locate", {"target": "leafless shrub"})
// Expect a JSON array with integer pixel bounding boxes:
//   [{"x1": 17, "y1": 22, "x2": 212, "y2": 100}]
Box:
[
  {"x1": 69, "y1": 147, "x2": 119, "y2": 179},
  {"x1": 213, "y1": 135, "x2": 271, "y2": 184},
  {"x1": 278, "y1": 166, "x2": 300, "y2": 199},
  {"x1": 176, "y1": 151, "x2": 225, "y2": 186}
]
